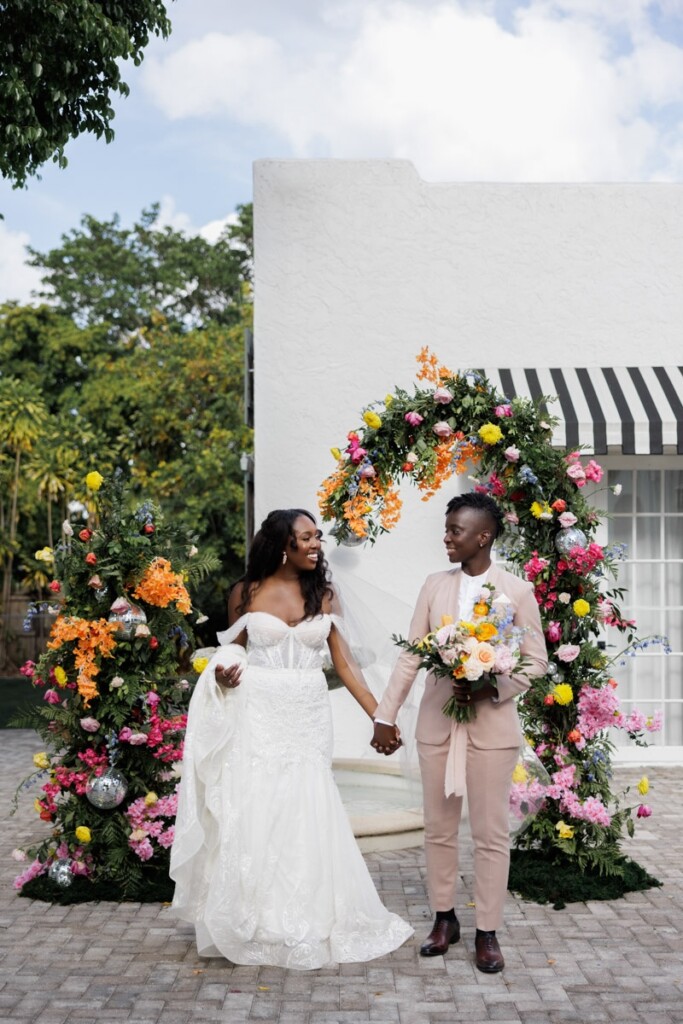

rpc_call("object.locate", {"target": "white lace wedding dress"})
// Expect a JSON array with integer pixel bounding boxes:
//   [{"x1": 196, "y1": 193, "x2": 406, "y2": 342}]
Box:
[{"x1": 170, "y1": 611, "x2": 413, "y2": 969}]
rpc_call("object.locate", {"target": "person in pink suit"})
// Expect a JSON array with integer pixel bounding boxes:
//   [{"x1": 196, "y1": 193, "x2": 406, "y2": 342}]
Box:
[{"x1": 372, "y1": 492, "x2": 547, "y2": 972}]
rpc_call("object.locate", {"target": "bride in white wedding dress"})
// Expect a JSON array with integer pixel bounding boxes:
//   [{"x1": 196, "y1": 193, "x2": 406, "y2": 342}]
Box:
[{"x1": 170, "y1": 508, "x2": 413, "y2": 969}]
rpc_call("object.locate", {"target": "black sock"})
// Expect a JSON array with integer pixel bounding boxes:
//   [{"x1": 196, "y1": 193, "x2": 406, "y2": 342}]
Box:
[
  {"x1": 436, "y1": 908, "x2": 457, "y2": 923},
  {"x1": 476, "y1": 928, "x2": 496, "y2": 937}
]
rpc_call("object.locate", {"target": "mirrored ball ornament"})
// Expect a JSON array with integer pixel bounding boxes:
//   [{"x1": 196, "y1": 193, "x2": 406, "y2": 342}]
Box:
[
  {"x1": 555, "y1": 527, "x2": 588, "y2": 556},
  {"x1": 85, "y1": 768, "x2": 129, "y2": 810},
  {"x1": 330, "y1": 522, "x2": 366, "y2": 547},
  {"x1": 107, "y1": 598, "x2": 147, "y2": 639},
  {"x1": 48, "y1": 857, "x2": 74, "y2": 888}
]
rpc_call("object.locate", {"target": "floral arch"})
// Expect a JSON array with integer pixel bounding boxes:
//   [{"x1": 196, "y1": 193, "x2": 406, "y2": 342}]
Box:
[{"x1": 319, "y1": 348, "x2": 664, "y2": 898}]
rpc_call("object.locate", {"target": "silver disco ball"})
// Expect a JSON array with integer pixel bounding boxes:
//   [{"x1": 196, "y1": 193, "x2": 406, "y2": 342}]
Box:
[
  {"x1": 48, "y1": 858, "x2": 74, "y2": 888},
  {"x1": 330, "y1": 522, "x2": 366, "y2": 547},
  {"x1": 107, "y1": 598, "x2": 147, "y2": 639},
  {"x1": 555, "y1": 527, "x2": 588, "y2": 556},
  {"x1": 85, "y1": 768, "x2": 129, "y2": 809}
]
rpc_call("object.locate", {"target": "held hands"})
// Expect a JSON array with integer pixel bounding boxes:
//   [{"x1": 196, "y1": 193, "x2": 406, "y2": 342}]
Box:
[
  {"x1": 371, "y1": 721, "x2": 402, "y2": 756},
  {"x1": 215, "y1": 664, "x2": 243, "y2": 689}
]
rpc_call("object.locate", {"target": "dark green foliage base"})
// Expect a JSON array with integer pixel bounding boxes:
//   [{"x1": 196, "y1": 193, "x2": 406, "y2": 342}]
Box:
[
  {"x1": 19, "y1": 872, "x2": 174, "y2": 905},
  {"x1": 508, "y1": 849, "x2": 662, "y2": 910}
]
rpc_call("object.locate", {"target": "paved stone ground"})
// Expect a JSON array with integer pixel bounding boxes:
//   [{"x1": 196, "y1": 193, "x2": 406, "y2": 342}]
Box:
[{"x1": 1, "y1": 730, "x2": 681, "y2": 1024}]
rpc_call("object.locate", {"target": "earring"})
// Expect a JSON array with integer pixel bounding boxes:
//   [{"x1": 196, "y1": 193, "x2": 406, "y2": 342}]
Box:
[{"x1": 282, "y1": 552, "x2": 287, "y2": 565}]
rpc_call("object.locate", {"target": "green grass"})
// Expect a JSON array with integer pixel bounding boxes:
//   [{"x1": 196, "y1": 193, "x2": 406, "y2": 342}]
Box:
[{"x1": 0, "y1": 677, "x2": 43, "y2": 729}]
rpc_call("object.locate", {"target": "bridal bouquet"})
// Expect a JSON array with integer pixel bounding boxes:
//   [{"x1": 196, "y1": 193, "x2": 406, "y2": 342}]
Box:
[{"x1": 393, "y1": 584, "x2": 528, "y2": 723}]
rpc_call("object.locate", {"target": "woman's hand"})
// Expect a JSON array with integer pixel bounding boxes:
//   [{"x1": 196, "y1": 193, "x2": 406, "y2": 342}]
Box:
[{"x1": 215, "y1": 664, "x2": 243, "y2": 689}]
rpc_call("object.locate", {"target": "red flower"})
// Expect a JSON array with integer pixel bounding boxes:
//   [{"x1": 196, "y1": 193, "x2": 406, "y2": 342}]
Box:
[
  {"x1": 149, "y1": 637, "x2": 159, "y2": 650},
  {"x1": 543, "y1": 694, "x2": 555, "y2": 706},
  {"x1": 48, "y1": 580, "x2": 61, "y2": 593},
  {"x1": 401, "y1": 462, "x2": 414, "y2": 472},
  {"x1": 144, "y1": 523, "x2": 155, "y2": 535},
  {"x1": 567, "y1": 729, "x2": 582, "y2": 744},
  {"x1": 551, "y1": 499, "x2": 567, "y2": 512},
  {"x1": 79, "y1": 529, "x2": 92, "y2": 542},
  {"x1": 509, "y1": 489, "x2": 526, "y2": 503},
  {"x1": 85, "y1": 552, "x2": 97, "y2": 566}
]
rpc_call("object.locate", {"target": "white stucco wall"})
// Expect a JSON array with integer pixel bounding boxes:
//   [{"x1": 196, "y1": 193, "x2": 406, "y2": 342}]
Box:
[{"x1": 252, "y1": 159, "x2": 683, "y2": 756}]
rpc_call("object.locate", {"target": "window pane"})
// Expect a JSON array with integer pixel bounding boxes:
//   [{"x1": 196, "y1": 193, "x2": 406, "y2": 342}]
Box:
[
  {"x1": 608, "y1": 470, "x2": 633, "y2": 513},
  {"x1": 610, "y1": 517, "x2": 632, "y2": 550},
  {"x1": 632, "y1": 562, "x2": 660, "y2": 605},
  {"x1": 664, "y1": 517, "x2": 683, "y2": 560},
  {"x1": 636, "y1": 470, "x2": 661, "y2": 512},
  {"x1": 665, "y1": 563, "x2": 683, "y2": 612},
  {"x1": 665, "y1": 471, "x2": 683, "y2": 513},
  {"x1": 666, "y1": 701, "x2": 683, "y2": 745},
  {"x1": 665, "y1": 657, "x2": 683, "y2": 700},
  {"x1": 635, "y1": 517, "x2": 661, "y2": 558},
  {"x1": 665, "y1": 610, "x2": 682, "y2": 654}
]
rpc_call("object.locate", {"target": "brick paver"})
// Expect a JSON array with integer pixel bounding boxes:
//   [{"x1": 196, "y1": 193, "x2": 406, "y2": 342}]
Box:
[{"x1": 1, "y1": 730, "x2": 681, "y2": 1023}]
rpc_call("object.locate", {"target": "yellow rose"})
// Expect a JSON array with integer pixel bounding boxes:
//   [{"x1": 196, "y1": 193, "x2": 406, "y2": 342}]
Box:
[
  {"x1": 475, "y1": 622, "x2": 498, "y2": 641},
  {"x1": 85, "y1": 471, "x2": 104, "y2": 491},
  {"x1": 330, "y1": 447, "x2": 342, "y2": 461},
  {"x1": 473, "y1": 601, "x2": 489, "y2": 617},
  {"x1": 363, "y1": 410, "x2": 382, "y2": 430},
  {"x1": 35, "y1": 546, "x2": 54, "y2": 563},
  {"x1": 75, "y1": 826, "x2": 91, "y2": 844},
  {"x1": 555, "y1": 820, "x2": 575, "y2": 840},
  {"x1": 384, "y1": 394, "x2": 394, "y2": 407},
  {"x1": 637, "y1": 775, "x2": 649, "y2": 796},
  {"x1": 553, "y1": 683, "x2": 574, "y2": 705},
  {"x1": 573, "y1": 599, "x2": 590, "y2": 617},
  {"x1": 53, "y1": 666, "x2": 67, "y2": 687},
  {"x1": 478, "y1": 423, "x2": 503, "y2": 445},
  {"x1": 192, "y1": 656, "x2": 209, "y2": 674},
  {"x1": 512, "y1": 764, "x2": 528, "y2": 784},
  {"x1": 144, "y1": 792, "x2": 158, "y2": 806},
  {"x1": 33, "y1": 752, "x2": 50, "y2": 770}
]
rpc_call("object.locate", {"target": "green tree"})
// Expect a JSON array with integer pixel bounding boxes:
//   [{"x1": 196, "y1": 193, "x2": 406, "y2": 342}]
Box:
[
  {"x1": 1, "y1": 0, "x2": 172, "y2": 188},
  {"x1": 28, "y1": 204, "x2": 253, "y2": 336}
]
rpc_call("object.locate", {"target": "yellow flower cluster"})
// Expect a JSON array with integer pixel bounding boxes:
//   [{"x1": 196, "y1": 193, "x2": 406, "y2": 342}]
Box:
[
  {"x1": 33, "y1": 752, "x2": 50, "y2": 770},
  {"x1": 478, "y1": 422, "x2": 503, "y2": 445},
  {"x1": 573, "y1": 599, "x2": 590, "y2": 617},
  {"x1": 552, "y1": 683, "x2": 574, "y2": 705},
  {"x1": 85, "y1": 471, "x2": 104, "y2": 492},
  {"x1": 75, "y1": 826, "x2": 92, "y2": 844}
]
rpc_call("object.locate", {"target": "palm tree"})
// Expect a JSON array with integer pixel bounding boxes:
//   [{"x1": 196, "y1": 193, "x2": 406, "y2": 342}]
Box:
[{"x1": 0, "y1": 378, "x2": 48, "y2": 666}]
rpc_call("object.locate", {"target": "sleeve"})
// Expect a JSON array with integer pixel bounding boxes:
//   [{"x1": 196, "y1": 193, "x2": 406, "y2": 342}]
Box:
[
  {"x1": 373, "y1": 577, "x2": 433, "y2": 725},
  {"x1": 494, "y1": 582, "x2": 548, "y2": 703}
]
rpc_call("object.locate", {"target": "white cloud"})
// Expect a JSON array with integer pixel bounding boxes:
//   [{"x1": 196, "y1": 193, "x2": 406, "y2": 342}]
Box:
[
  {"x1": 0, "y1": 223, "x2": 43, "y2": 304},
  {"x1": 142, "y1": 0, "x2": 683, "y2": 181}
]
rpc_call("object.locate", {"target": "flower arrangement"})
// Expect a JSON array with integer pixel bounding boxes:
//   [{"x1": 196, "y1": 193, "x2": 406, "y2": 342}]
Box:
[
  {"x1": 320, "y1": 348, "x2": 667, "y2": 888},
  {"x1": 11, "y1": 474, "x2": 218, "y2": 902},
  {"x1": 393, "y1": 584, "x2": 529, "y2": 723}
]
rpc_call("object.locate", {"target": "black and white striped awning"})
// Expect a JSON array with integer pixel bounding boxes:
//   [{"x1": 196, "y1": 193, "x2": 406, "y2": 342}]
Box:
[{"x1": 480, "y1": 366, "x2": 683, "y2": 455}]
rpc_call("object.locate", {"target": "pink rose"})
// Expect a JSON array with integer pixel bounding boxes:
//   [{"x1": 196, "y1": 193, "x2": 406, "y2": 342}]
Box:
[
  {"x1": 87, "y1": 575, "x2": 103, "y2": 590},
  {"x1": 558, "y1": 512, "x2": 578, "y2": 528},
  {"x1": 433, "y1": 422, "x2": 454, "y2": 439},
  {"x1": 556, "y1": 644, "x2": 581, "y2": 663},
  {"x1": 505, "y1": 511, "x2": 519, "y2": 525},
  {"x1": 433, "y1": 387, "x2": 453, "y2": 404},
  {"x1": 404, "y1": 411, "x2": 424, "y2": 427},
  {"x1": 504, "y1": 445, "x2": 520, "y2": 463},
  {"x1": 146, "y1": 690, "x2": 161, "y2": 707},
  {"x1": 565, "y1": 451, "x2": 581, "y2": 463},
  {"x1": 494, "y1": 404, "x2": 513, "y2": 417},
  {"x1": 359, "y1": 465, "x2": 376, "y2": 478},
  {"x1": 110, "y1": 597, "x2": 130, "y2": 614},
  {"x1": 128, "y1": 733, "x2": 148, "y2": 746},
  {"x1": 636, "y1": 805, "x2": 652, "y2": 818},
  {"x1": 119, "y1": 727, "x2": 133, "y2": 742},
  {"x1": 493, "y1": 646, "x2": 514, "y2": 674},
  {"x1": 135, "y1": 623, "x2": 151, "y2": 637},
  {"x1": 566, "y1": 463, "x2": 586, "y2": 486},
  {"x1": 545, "y1": 621, "x2": 562, "y2": 643},
  {"x1": 79, "y1": 717, "x2": 100, "y2": 733},
  {"x1": 349, "y1": 446, "x2": 367, "y2": 464},
  {"x1": 44, "y1": 689, "x2": 60, "y2": 704}
]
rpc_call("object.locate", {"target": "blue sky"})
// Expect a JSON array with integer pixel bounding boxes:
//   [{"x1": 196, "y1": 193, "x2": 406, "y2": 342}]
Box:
[{"x1": 2, "y1": 0, "x2": 683, "y2": 303}]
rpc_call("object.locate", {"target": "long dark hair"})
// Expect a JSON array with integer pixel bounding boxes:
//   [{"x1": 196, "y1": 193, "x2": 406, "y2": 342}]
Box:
[{"x1": 236, "y1": 508, "x2": 333, "y2": 618}]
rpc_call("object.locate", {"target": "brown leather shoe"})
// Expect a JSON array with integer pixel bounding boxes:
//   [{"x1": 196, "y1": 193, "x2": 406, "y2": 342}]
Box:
[
  {"x1": 419, "y1": 917, "x2": 460, "y2": 957},
  {"x1": 475, "y1": 930, "x2": 504, "y2": 973}
]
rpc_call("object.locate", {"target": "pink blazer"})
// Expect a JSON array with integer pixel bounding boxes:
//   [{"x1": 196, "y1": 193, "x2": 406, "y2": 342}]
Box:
[{"x1": 375, "y1": 563, "x2": 548, "y2": 749}]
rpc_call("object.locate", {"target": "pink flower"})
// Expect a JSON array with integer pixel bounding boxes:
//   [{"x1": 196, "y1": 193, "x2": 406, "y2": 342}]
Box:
[
  {"x1": 505, "y1": 511, "x2": 519, "y2": 525},
  {"x1": 566, "y1": 463, "x2": 586, "y2": 487},
  {"x1": 146, "y1": 690, "x2": 161, "y2": 708},
  {"x1": 646, "y1": 711, "x2": 663, "y2": 733},
  {"x1": 79, "y1": 717, "x2": 100, "y2": 733},
  {"x1": 504, "y1": 445, "x2": 520, "y2": 463},
  {"x1": 558, "y1": 512, "x2": 578, "y2": 528},
  {"x1": 48, "y1": 580, "x2": 61, "y2": 593},
  {"x1": 135, "y1": 623, "x2": 150, "y2": 637},
  {"x1": 20, "y1": 661, "x2": 36, "y2": 678},
  {"x1": 359, "y1": 465, "x2": 376, "y2": 478},
  {"x1": 493, "y1": 646, "x2": 514, "y2": 674},
  {"x1": 404, "y1": 411, "x2": 424, "y2": 426},
  {"x1": 44, "y1": 689, "x2": 60, "y2": 704},
  {"x1": 584, "y1": 460, "x2": 603, "y2": 482},
  {"x1": 577, "y1": 684, "x2": 621, "y2": 739},
  {"x1": 565, "y1": 451, "x2": 581, "y2": 464},
  {"x1": 129, "y1": 733, "x2": 148, "y2": 746},
  {"x1": 494, "y1": 404, "x2": 513, "y2": 417},
  {"x1": 556, "y1": 644, "x2": 580, "y2": 663},
  {"x1": 87, "y1": 575, "x2": 103, "y2": 590},
  {"x1": 545, "y1": 621, "x2": 562, "y2": 643},
  {"x1": 433, "y1": 422, "x2": 454, "y2": 439},
  {"x1": 636, "y1": 805, "x2": 652, "y2": 818},
  {"x1": 349, "y1": 446, "x2": 367, "y2": 464},
  {"x1": 433, "y1": 387, "x2": 453, "y2": 404}
]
